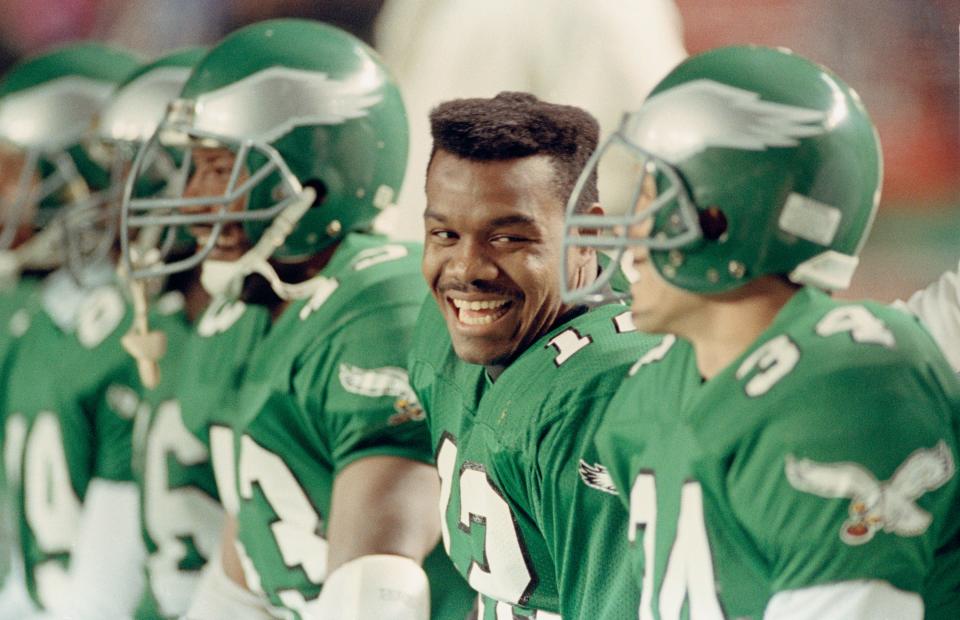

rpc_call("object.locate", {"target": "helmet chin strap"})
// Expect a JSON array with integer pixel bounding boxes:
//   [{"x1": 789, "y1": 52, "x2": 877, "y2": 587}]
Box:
[{"x1": 200, "y1": 186, "x2": 329, "y2": 301}]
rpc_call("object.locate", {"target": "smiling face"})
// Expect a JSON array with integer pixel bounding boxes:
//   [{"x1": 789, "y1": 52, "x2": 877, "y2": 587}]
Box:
[
  {"x1": 423, "y1": 150, "x2": 591, "y2": 367},
  {"x1": 183, "y1": 147, "x2": 250, "y2": 261}
]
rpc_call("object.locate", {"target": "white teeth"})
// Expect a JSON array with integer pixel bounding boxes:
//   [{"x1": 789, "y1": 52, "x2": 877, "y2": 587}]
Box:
[
  {"x1": 450, "y1": 297, "x2": 512, "y2": 326},
  {"x1": 451, "y1": 298, "x2": 509, "y2": 311},
  {"x1": 459, "y1": 313, "x2": 498, "y2": 326}
]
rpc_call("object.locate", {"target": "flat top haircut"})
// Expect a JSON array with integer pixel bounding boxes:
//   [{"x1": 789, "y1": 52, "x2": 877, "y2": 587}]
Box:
[{"x1": 428, "y1": 91, "x2": 599, "y2": 213}]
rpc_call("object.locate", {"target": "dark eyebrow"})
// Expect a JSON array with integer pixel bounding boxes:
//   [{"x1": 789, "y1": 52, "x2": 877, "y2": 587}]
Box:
[
  {"x1": 422, "y1": 210, "x2": 540, "y2": 229},
  {"x1": 423, "y1": 209, "x2": 446, "y2": 222},
  {"x1": 488, "y1": 214, "x2": 538, "y2": 228}
]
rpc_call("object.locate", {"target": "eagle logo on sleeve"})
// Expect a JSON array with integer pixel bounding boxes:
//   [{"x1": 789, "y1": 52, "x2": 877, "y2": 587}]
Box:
[
  {"x1": 785, "y1": 441, "x2": 955, "y2": 545},
  {"x1": 338, "y1": 363, "x2": 425, "y2": 426},
  {"x1": 578, "y1": 460, "x2": 618, "y2": 495}
]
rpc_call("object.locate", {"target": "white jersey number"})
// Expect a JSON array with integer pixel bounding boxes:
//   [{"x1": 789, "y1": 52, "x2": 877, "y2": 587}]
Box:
[
  {"x1": 546, "y1": 328, "x2": 592, "y2": 367},
  {"x1": 237, "y1": 434, "x2": 328, "y2": 613},
  {"x1": 816, "y1": 305, "x2": 895, "y2": 348},
  {"x1": 209, "y1": 425, "x2": 269, "y2": 602},
  {"x1": 436, "y1": 435, "x2": 535, "y2": 606},
  {"x1": 143, "y1": 400, "x2": 223, "y2": 616},
  {"x1": 23, "y1": 411, "x2": 82, "y2": 609},
  {"x1": 735, "y1": 334, "x2": 800, "y2": 397},
  {"x1": 630, "y1": 474, "x2": 724, "y2": 620},
  {"x1": 477, "y1": 596, "x2": 562, "y2": 620},
  {"x1": 738, "y1": 306, "x2": 893, "y2": 396},
  {"x1": 3, "y1": 412, "x2": 27, "y2": 487}
]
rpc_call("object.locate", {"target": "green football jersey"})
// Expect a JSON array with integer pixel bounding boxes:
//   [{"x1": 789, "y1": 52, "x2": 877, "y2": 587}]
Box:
[
  {"x1": 0, "y1": 276, "x2": 41, "y2": 386},
  {"x1": 409, "y1": 296, "x2": 664, "y2": 619},
  {"x1": 0, "y1": 276, "x2": 43, "y2": 590},
  {"x1": 220, "y1": 234, "x2": 473, "y2": 619},
  {"x1": 2, "y1": 280, "x2": 140, "y2": 609},
  {"x1": 0, "y1": 276, "x2": 44, "y2": 475},
  {"x1": 131, "y1": 292, "x2": 270, "y2": 620},
  {"x1": 597, "y1": 286, "x2": 960, "y2": 619}
]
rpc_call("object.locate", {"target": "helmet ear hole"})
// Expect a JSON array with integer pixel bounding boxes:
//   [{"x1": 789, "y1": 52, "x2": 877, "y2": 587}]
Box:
[
  {"x1": 699, "y1": 206, "x2": 728, "y2": 241},
  {"x1": 303, "y1": 179, "x2": 328, "y2": 208}
]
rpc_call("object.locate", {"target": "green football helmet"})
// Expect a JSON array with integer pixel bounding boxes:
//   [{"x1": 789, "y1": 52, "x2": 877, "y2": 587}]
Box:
[
  {"x1": 0, "y1": 42, "x2": 140, "y2": 278},
  {"x1": 74, "y1": 47, "x2": 207, "y2": 279},
  {"x1": 562, "y1": 45, "x2": 882, "y2": 301},
  {"x1": 121, "y1": 18, "x2": 409, "y2": 298}
]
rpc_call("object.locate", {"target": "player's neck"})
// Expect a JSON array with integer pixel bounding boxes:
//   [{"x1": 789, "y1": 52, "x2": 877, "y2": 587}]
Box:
[{"x1": 684, "y1": 277, "x2": 800, "y2": 380}]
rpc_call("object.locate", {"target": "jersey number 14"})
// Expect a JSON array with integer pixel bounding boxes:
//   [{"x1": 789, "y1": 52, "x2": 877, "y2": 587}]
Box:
[{"x1": 627, "y1": 306, "x2": 897, "y2": 619}]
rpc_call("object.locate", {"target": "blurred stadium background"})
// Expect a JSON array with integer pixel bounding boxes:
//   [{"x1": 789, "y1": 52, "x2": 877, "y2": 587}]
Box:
[{"x1": 0, "y1": 0, "x2": 954, "y2": 301}]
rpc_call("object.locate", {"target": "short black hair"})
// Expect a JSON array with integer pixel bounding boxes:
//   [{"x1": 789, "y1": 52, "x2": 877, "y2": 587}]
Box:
[{"x1": 428, "y1": 91, "x2": 599, "y2": 213}]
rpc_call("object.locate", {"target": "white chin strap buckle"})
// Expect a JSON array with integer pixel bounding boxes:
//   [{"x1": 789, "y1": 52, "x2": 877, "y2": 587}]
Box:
[{"x1": 201, "y1": 259, "x2": 247, "y2": 299}]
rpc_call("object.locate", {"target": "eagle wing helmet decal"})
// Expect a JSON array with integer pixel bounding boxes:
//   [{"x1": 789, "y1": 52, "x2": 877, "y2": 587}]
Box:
[
  {"x1": 785, "y1": 441, "x2": 955, "y2": 545},
  {"x1": 193, "y1": 67, "x2": 384, "y2": 143},
  {"x1": 631, "y1": 79, "x2": 828, "y2": 164}
]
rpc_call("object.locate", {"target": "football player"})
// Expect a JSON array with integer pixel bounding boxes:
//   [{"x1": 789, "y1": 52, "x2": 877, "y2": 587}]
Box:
[
  {"x1": 121, "y1": 18, "x2": 473, "y2": 620},
  {"x1": 0, "y1": 55, "x2": 61, "y2": 620},
  {"x1": 97, "y1": 46, "x2": 243, "y2": 620},
  {"x1": 409, "y1": 91, "x2": 667, "y2": 618},
  {"x1": 563, "y1": 46, "x2": 960, "y2": 619},
  {"x1": 0, "y1": 56, "x2": 45, "y2": 610},
  {"x1": 0, "y1": 43, "x2": 145, "y2": 618}
]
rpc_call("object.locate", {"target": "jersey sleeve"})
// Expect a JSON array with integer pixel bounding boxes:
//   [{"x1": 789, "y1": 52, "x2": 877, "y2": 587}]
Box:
[
  {"x1": 726, "y1": 359, "x2": 959, "y2": 600},
  {"x1": 296, "y1": 309, "x2": 434, "y2": 474}
]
